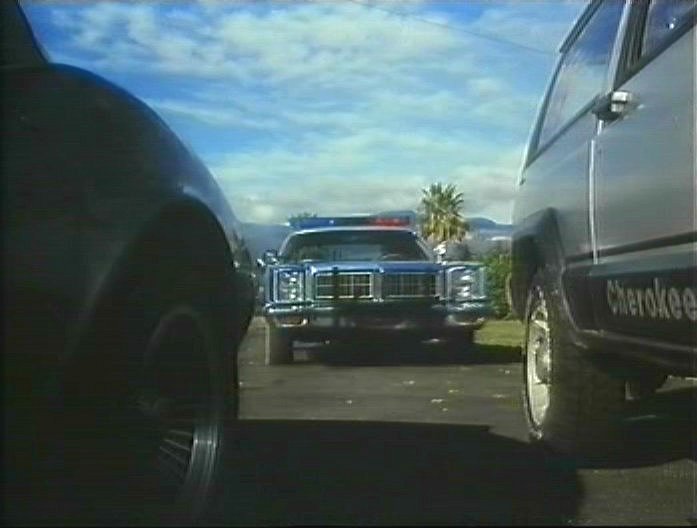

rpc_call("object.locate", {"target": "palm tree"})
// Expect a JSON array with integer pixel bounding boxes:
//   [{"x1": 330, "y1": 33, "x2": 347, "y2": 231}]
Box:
[{"x1": 419, "y1": 182, "x2": 468, "y2": 244}]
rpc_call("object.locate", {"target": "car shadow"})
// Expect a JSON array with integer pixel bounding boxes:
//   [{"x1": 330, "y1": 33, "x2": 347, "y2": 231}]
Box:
[
  {"x1": 540, "y1": 382, "x2": 696, "y2": 471},
  {"x1": 613, "y1": 384, "x2": 696, "y2": 468},
  {"x1": 296, "y1": 339, "x2": 521, "y2": 367},
  {"x1": 208, "y1": 420, "x2": 581, "y2": 526}
]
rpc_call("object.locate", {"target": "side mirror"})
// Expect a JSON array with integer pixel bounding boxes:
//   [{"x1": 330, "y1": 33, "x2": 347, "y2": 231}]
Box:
[
  {"x1": 592, "y1": 90, "x2": 632, "y2": 122},
  {"x1": 434, "y1": 242, "x2": 446, "y2": 263},
  {"x1": 257, "y1": 249, "x2": 279, "y2": 268}
]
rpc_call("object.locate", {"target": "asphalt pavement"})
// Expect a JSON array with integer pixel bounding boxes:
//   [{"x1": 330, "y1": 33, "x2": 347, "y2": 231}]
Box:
[{"x1": 208, "y1": 317, "x2": 697, "y2": 526}]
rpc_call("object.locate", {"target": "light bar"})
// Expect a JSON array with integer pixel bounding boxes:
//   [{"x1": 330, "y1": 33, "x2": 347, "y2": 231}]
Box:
[
  {"x1": 291, "y1": 217, "x2": 338, "y2": 229},
  {"x1": 371, "y1": 217, "x2": 410, "y2": 226},
  {"x1": 291, "y1": 215, "x2": 413, "y2": 229}
]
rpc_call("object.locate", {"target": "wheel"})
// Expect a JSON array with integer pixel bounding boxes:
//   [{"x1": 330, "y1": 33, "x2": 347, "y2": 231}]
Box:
[
  {"x1": 445, "y1": 331, "x2": 474, "y2": 348},
  {"x1": 461, "y1": 331, "x2": 475, "y2": 346},
  {"x1": 625, "y1": 371, "x2": 668, "y2": 401},
  {"x1": 265, "y1": 324, "x2": 293, "y2": 365},
  {"x1": 62, "y1": 245, "x2": 240, "y2": 525},
  {"x1": 522, "y1": 269, "x2": 625, "y2": 459}
]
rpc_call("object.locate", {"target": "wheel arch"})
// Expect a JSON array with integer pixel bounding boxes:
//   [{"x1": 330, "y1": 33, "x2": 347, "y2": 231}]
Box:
[
  {"x1": 511, "y1": 209, "x2": 566, "y2": 320},
  {"x1": 511, "y1": 236, "x2": 542, "y2": 320},
  {"x1": 67, "y1": 197, "x2": 245, "y2": 367}
]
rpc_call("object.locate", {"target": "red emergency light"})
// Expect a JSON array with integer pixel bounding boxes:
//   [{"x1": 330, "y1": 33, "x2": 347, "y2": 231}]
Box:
[
  {"x1": 292, "y1": 214, "x2": 413, "y2": 229},
  {"x1": 371, "y1": 216, "x2": 410, "y2": 226}
]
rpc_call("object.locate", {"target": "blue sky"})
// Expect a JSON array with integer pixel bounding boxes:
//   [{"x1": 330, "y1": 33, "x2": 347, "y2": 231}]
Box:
[{"x1": 22, "y1": 0, "x2": 586, "y2": 224}]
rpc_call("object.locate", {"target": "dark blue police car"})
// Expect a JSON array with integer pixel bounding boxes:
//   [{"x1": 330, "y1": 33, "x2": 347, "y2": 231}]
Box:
[{"x1": 258, "y1": 215, "x2": 492, "y2": 364}]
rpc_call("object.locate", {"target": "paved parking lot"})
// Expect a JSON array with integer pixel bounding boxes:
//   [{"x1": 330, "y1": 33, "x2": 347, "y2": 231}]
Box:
[{"x1": 209, "y1": 318, "x2": 697, "y2": 525}]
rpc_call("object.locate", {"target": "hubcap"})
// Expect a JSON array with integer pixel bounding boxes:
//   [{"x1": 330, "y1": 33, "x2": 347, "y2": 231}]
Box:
[
  {"x1": 526, "y1": 287, "x2": 551, "y2": 427},
  {"x1": 130, "y1": 307, "x2": 222, "y2": 518}
]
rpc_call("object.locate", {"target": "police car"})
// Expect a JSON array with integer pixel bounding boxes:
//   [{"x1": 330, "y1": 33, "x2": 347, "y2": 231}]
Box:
[{"x1": 258, "y1": 215, "x2": 492, "y2": 364}]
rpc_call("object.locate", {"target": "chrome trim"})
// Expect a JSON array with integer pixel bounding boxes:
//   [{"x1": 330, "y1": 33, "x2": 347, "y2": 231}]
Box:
[
  {"x1": 382, "y1": 272, "x2": 438, "y2": 298},
  {"x1": 445, "y1": 265, "x2": 488, "y2": 301},
  {"x1": 374, "y1": 270, "x2": 384, "y2": 300},
  {"x1": 314, "y1": 271, "x2": 374, "y2": 299},
  {"x1": 272, "y1": 268, "x2": 306, "y2": 304},
  {"x1": 436, "y1": 271, "x2": 445, "y2": 299},
  {"x1": 589, "y1": 136, "x2": 599, "y2": 263},
  {"x1": 274, "y1": 317, "x2": 308, "y2": 328}
]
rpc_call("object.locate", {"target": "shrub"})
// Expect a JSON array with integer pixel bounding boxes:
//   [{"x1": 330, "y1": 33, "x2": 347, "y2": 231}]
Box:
[{"x1": 482, "y1": 250, "x2": 512, "y2": 319}]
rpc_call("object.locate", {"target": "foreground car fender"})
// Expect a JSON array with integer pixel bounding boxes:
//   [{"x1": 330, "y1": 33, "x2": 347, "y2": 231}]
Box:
[{"x1": 3, "y1": 2, "x2": 254, "y2": 522}]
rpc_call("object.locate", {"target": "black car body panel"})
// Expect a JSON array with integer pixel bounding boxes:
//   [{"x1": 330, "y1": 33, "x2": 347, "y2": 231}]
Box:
[
  {"x1": 2, "y1": 0, "x2": 254, "y2": 409},
  {"x1": 3, "y1": 67, "x2": 255, "y2": 357}
]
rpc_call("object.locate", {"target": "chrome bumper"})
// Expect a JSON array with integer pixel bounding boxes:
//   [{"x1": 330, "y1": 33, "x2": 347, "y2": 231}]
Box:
[{"x1": 263, "y1": 301, "x2": 491, "y2": 332}]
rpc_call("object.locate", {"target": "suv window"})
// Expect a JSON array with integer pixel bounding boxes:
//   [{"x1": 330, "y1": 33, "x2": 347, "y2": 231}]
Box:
[
  {"x1": 537, "y1": 0, "x2": 624, "y2": 147},
  {"x1": 642, "y1": 0, "x2": 695, "y2": 56}
]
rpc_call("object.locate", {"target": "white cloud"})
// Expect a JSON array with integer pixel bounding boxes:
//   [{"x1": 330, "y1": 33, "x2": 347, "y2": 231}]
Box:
[
  {"x1": 145, "y1": 98, "x2": 281, "y2": 129},
  {"x1": 465, "y1": 1, "x2": 587, "y2": 54},
  {"x1": 28, "y1": 0, "x2": 584, "y2": 225},
  {"x1": 209, "y1": 127, "x2": 524, "y2": 224},
  {"x1": 51, "y1": 1, "x2": 465, "y2": 87}
]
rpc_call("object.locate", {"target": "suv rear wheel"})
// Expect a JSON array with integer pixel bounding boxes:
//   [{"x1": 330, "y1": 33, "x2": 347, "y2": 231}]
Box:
[{"x1": 522, "y1": 269, "x2": 625, "y2": 460}]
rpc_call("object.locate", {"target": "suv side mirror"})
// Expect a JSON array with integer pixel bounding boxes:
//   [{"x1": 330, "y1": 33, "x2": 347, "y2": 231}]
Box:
[
  {"x1": 257, "y1": 249, "x2": 279, "y2": 268},
  {"x1": 592, "y1": 90, "x2": 632, "y2": 122}
]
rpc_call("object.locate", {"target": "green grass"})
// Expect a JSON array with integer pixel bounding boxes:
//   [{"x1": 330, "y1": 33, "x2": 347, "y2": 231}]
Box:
[{"x1": 476, "y1": 319, "x2": 524, "y2": 348}]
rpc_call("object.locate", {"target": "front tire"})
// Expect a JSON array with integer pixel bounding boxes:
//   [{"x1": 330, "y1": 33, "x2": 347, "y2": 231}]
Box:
[
  {"x1": 64, "y1": 248, "x2": 239, "y2": 525},
  {"x1": 446, "y1": 331, "x2": 475, "y2": 353},
  {"x1": 460, "y1": 331, "x2": 475, "y2": 347},
  {"x1": 265, "y1": 324, "x2": 293, "y2": 365},
  {"x1": 522, "y1": 270, "x2": 625, "y2": 460}
]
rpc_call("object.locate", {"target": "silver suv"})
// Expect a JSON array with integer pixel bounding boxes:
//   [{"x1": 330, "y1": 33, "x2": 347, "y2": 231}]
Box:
[{"x1": 511, "y1": 0, "x2": 695, "y2": 458}]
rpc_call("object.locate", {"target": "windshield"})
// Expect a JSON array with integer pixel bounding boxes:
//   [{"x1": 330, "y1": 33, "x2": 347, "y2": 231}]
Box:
[{"x1": 281, "y1": 230, "x2": 430, "y2": 262}]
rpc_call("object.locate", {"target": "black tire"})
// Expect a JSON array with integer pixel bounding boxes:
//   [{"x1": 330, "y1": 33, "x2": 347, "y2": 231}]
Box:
[
  {"x1": 461, "y1": 331, "x2": 475, "y2": 347},
  {"x1": 522, "y1": 269, "x2": 625, "y2": 460},
  {"x1": 62, "y1": 245, "x2": 240, "y2": 525},
  {"x1": 445, "y1": 330, "x2": 475, "y2": 348},
  {"x1": 265, "y1": 324, "x2": 293, "y2": 365}
]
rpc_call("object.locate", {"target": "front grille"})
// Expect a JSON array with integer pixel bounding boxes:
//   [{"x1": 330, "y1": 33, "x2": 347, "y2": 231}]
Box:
[
  {"x1": 315, "y1": 272, "x2": 373, "y2": 299},
  {"x1": 383, "y1": 273, "x2": 437, "y2": 298}
]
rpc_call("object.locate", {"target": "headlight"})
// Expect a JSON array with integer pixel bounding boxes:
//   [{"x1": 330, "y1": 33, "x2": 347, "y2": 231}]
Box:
[
  {"x1": 275, "y1": 269, "x2": 304, "y2": 302},
  {"x1": 448, "y1": 267, "x2": 486, "y2": 300}
]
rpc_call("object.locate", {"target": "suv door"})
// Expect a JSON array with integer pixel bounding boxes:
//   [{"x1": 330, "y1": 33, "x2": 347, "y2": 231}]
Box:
[
  {"x1": 590, "y1": 1, "x2": 696, "y2": 346},
  {"x1": 515, "y1": 0, "x2": 626, "y2": 261}
]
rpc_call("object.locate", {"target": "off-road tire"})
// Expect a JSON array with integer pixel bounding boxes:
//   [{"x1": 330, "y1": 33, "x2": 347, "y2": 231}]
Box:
[
  {"x1": 522, "y1": 269, "x2": 626, "y2": 460},
  {"x1": 265, "y1": 324, "x2": 293, "y2": 365}
]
